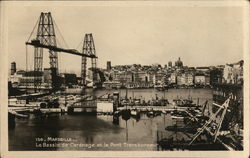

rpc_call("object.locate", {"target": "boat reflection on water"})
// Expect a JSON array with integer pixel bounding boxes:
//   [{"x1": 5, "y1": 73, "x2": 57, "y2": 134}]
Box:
[
  {"x1": 113, "y1": 111, "x2": 120, "y2": 125},
  {"x1": 120, "y1": 110, "x2": 131, "y2": 142}
]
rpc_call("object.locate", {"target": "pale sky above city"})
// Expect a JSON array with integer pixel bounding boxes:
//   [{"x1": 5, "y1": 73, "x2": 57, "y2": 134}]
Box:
[{"x1": 5, "y1": 1, "x2": 246, "y2": 76}]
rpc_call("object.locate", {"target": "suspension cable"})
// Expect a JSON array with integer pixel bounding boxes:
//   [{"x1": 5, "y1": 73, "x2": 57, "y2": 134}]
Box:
[
  {"x1": 26, "y1": 17, "x2": 39, "y2": 42},
  {"x1": 75, "y1": 39, "x2": 83, "y2": 51},
  {"x1": 56, "y1": 38, "x2": 63, "y2": 48},
  {"x1": 53, "y1": 18, "x2": 70, "y2": 49}
]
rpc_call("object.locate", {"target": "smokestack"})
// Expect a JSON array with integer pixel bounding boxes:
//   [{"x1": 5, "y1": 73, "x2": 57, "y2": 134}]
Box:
[
  {"x1": 107, "y1": 61, "x2": 111, "y2": 71},
  {"x1": 11, "y1": 62, "x2": 16, "y2": 75}
]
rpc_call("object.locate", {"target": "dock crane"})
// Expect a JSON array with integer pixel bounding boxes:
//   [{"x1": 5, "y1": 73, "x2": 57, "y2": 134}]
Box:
[{"x1": 189, "y1": 95, "x2": 231, "y2": 145}]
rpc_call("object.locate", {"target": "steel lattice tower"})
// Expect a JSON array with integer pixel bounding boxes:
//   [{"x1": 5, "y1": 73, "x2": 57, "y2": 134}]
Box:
[
  {"x1": 34, "y1": 12, "x2": 58, "y2": 91},
  {"x1": 82, "y1": 34, "x2": 97, "y2": 87}
]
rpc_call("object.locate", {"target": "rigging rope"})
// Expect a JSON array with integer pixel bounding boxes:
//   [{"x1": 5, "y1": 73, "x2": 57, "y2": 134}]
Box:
[{"x1": 25, "y1": 44, "x2": 28, "y2": 97}]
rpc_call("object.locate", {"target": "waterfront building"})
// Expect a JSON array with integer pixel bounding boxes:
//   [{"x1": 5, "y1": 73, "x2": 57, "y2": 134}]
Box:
[
  {"x1": 169, "y1": 73, "x2": 177, "y2": 84},
  {"x1": 9, "y1": 73, "x2": 23, "y2": 88},
  {"x1": 223, "y1": 60, "x2": 243, "y2": 85},
  {"x1": 176, "y1": 73, "x2": 194, "y2": 86},
  {"x1": 153, "y1": 71, "x2": 165, "y2": 85},
  {"x1": 186, "y1": 74, "x2": 194, "y2": 86},
  {"x1": 110, "y1": 70, "x2": 119, "y2": 81},
  {"x1": 205, "y1": 75, "x2": 210, "y2": 85},
  {"x1": 137, "y1": 71, "x2": 150, "y2": 82},
  {"x1": 125, "y1": 71, "x2": 134, "y2": 83},
  {"x1": 223, "y1": 64, "x2": 234, "y2": 84},
  {"x1": 107, "y1": 69, "x2": 157, "y2": 88},
  {"x1": 177, "y1": 74, "x2": 186, "y2": 86},
  {"x1": 146, "y1": 71, "x2": 155, "y2": 84},
  {"x1": 210, "y1": 68, "x2": 223, "y2": 86},
  {"x1": 19, "y1": 71, "x2": 44, "y2": 88},
  {"x1": 112, "y1": 70, "x2": 133, "y2": 84},
  {"x1": 194, "y1": 74, "x2": 206, "y2": 85},
  {"x1": 9, "y1": 66, "x2": 61, "y2": 89},
  {"x1": 87, "y1": 68, "x2": 102, "y2": 84},
  {"x1": 132, "y1": 72, "x2": 140, "y2": 82}
]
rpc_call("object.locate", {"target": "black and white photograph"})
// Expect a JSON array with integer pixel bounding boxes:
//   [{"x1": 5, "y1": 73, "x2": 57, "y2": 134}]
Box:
[{"x1": 1, "y1": 1, "x2": 249, "y2": 158}]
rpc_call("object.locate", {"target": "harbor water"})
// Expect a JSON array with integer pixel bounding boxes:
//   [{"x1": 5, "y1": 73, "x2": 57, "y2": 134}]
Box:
[{"x1": 9, "y1": 88, "x2": 213, "y2": 151}]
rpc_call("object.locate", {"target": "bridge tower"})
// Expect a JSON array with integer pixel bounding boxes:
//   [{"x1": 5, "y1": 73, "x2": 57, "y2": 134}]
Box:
[
  {"x1": 81, "y1": 34, "x2": 97, "y2": 87},
  {"x1": 33, "y1": 12, "x2": 58, "y2": 91}
]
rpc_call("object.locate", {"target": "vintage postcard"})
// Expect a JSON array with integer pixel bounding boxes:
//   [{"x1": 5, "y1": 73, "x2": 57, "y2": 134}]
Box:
[{"x1": 0, "y1": 1, "x2": 249, "y2": 158}]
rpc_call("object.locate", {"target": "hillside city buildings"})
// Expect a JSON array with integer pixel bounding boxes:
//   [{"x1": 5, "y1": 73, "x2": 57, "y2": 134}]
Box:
[
  {"x1": 102, "y1": 58, "x2": 243, "y2": 89},
  {"x1": 8, "y1": 58, "x2": 243, "y2": 91}
]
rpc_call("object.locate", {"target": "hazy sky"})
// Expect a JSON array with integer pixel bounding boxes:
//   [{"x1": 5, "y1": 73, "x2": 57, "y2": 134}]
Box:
[{"x1": 6, "y1": 2, "x2": 245, "y2": 75}]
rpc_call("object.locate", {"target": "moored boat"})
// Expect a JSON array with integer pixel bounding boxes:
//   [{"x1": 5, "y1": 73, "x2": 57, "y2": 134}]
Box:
[{"x1": 130, "y1": 109, "x2": 139, "y2": 116}]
